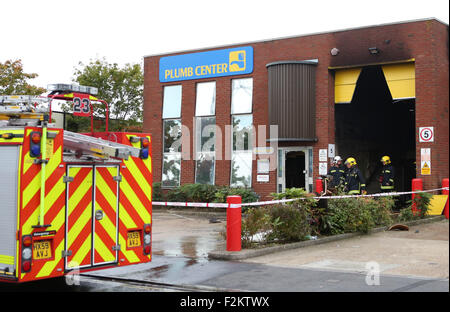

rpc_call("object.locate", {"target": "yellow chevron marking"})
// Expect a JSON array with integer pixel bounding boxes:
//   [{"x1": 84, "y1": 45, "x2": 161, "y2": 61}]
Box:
[
  {"x1": 22, "y1": 207, "x2": 40, "y2": 233},
  {"x1": 22, "y1": 172, "x2": 40, "y2": 209},
  {"x1": 45, "y1": 178, "x2": 65, "y2": 217},
  {"x1": 94, "y1": 233, "x2": 115, "y2": 263},
  {"x1": 95, "y1": 168, "x2": 118, "y2": 210},
  {"x1": 22, "y1": 136, "x2": 62, "y2": 209},
  {"x1": 45, "y1": 145, "x2": 62, "y2": 173},
  {"x1": 94, "y1": 167, "x2": 118, "y2": 264},
  {"x1": 95, "y1": 202, "x2": 116, "y2": 242},
  {"x1": 124, "y1": 157, "x2": 151, "y2": 195},
  {"x1": 69, "y1": 170, "x2": 92, "y2": 212},
  {"x1": 118, "y1": 202, "x2": 137, "y2": 229},
  {"x1": 68, "y1": 233, "x2": 91, "y2": 269},
  {"x1": 118, "y1": 233, "x2": 139, "y2": 263},
  {"x1": 34, "y1": 203, "x2": 66, "y2": 278},
  {"x1": 67, "y1": 168, "x2": 93, "y2": 256},
  {"x1": 121, "y1": 177, "x2": 150, "y2": 223},
  {"x1": 68, "y1": 202, "x2": 92, "y2": 249}
]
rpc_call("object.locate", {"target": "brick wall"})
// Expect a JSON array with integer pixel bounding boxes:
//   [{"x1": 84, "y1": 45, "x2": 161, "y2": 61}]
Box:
[{"x1": 144, "y1": 19, "x2": 449, "y2": 200}]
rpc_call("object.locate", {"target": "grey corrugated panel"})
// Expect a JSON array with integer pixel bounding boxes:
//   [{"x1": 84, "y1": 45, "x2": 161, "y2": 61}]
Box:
[
  {"x1": 0, "y1": 146, "x2": 19, "y2": 272},
  {"x1": 268, "y1": 63, "x2": 317, "y2": 141}
]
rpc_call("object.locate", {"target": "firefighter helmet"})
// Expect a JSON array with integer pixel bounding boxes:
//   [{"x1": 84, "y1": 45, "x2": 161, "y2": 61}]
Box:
[
  {"x1": 345, "y1": 157, "x2": 357, "y2": 167},
  {"x1": 334, "y1": 156, "x2": 342, "y2": 162},
  {"x1": 381, "y1": 155, "x2": 391, "y2": 164}
]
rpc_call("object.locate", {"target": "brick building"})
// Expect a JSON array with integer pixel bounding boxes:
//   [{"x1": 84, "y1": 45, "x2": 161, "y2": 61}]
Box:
[{"x1": 143, "y1": 18, "x2": 449, "y2": 200}]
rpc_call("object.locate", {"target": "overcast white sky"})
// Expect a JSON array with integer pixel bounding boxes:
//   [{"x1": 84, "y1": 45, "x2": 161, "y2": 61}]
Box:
[{"x1": 1, "y1": 0, "x2": 448, "y2": 90}]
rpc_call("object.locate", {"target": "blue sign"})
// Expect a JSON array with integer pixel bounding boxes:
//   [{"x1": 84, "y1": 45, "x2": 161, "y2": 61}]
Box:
[{"x1": 159, "y1": 46, "x2": 253, "y2": 82}]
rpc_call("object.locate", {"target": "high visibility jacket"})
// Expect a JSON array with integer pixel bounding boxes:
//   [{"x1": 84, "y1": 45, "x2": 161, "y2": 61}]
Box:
[
  {"x1": 327, "y1": 165, "x2": 346, "y2": 188},
  {"x1": 344, "y1": 166, "x2": 366, "y2": 195},
  {"x1": 380, "y1": 164, "x2": 395, "y2": 190}
]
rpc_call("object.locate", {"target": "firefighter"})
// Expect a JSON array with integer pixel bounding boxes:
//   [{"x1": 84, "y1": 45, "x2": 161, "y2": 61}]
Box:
[
  {"x1": 327, "y1": 156, "x2": 346, "y2": 189},
  {"x1": 344, "y1": 157, "x2": 367, "y2": 195},
  {"x1": 379, "y1": 155, "x2": 395, "y2": 192}
]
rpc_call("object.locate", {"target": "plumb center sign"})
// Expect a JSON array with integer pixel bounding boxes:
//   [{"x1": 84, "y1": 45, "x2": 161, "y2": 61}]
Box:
[{"x1": 159, "y1": 46, "x2": 254, "y2": 82}]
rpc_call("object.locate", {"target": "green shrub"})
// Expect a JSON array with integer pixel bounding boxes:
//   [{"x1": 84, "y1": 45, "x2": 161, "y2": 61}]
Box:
[
  {"x1": 324, "y1": 197, "x2": 393, "y2": 235},
  {"x1": 267, "y1": 203, "x2": 310, "y2": 242},
  {"x1": 181, "y1": 184, "x2": 217, "y2": 202},
  {"x1": 398, "y1": 192, "x2": 432, "y2": 221},
  {"x1": 368, "y1": 196, "x2": 395, "y2": 226},
  {"x1": 398, "y1": 207, "x2": 417, "y2": 222},
  {"x1": 271, "y1": 187, "x2": 314, "y2": 201},
  {"x1": 152, "y1": 182, "x2": 164, "y2": 201},
  {"x1": 166, "y1": 187, "x2": 188, "y2": 202},
  {"x1": 214, "y1": 186, "x2": 260, "y2": 204},
  {"x1": 241, "y1": 207, "x2": 272, "y2": 248},
  {"x1": 164, "y1": 183, "x2": 259, "y2": 205}
]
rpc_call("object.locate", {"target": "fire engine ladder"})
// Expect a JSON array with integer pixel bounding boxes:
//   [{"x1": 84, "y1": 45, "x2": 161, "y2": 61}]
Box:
[
  {"x1": 63, "y1": 130, "x2": 141, "y2": 160},
  {"x1": 0, "y1": 95, "x2": 50, "y2": 126},
  {"x1": 0, "y1": 95, "x2": 49, "y2": 114}
]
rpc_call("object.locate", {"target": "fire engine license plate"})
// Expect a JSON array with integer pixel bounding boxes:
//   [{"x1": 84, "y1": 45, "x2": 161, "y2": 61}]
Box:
[
  {"x1": 127, "y1": 231, "x2": 141, "y2": 248},
  {"x1": 33, "y1": 240, "x2": 52, "y2": 260}
]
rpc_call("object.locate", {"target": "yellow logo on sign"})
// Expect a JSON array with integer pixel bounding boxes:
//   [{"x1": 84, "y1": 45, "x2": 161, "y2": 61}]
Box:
[{"x1": 229, "y1": 50, "x2": 246, "y2": 72}]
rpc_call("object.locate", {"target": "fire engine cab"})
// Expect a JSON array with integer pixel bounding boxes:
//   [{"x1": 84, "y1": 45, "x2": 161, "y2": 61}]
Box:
[{"x1": 0, "y1": 84, "x2": 152, "y2": 283}]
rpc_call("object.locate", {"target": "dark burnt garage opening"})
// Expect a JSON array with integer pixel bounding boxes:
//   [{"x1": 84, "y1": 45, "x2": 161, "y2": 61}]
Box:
[{"x1": 335, "y1": 65, "x2": 416, "y2": 198}]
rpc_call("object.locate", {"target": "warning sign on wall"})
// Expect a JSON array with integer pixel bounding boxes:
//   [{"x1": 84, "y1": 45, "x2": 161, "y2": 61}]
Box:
[{"x1": 421, "y1": 148, "x2": 431, "y2": 175}]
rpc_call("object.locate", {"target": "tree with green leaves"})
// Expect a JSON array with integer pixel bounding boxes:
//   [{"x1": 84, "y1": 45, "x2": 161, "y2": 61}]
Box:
[
  {"x1": 0, "y1": 59, "x2": 46, "y2": 95},
  {"x1": 71, "y1": 58, "x2": 143, "y2": 131}
]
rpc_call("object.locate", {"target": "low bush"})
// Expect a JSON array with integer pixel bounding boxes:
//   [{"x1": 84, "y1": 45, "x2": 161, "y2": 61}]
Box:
[
  {"x1": 163, "y1": 183, "x2": 259, "y2": 205},
  {"x1": 267, "y1": 203, "x2": 310, "y2": 243},
  {"x1": 241, "y1": 203, "x2": 311, "y2": 247},
  {"x1": 241, "y1": 207, "x2": 272, "y2": 248},
  {"x1": 152, "y1": 182, "x2": 164, "y2": 201},
  {"x1": 323, "y1": 196, "x2": 394, "y2": 235},
  {"x1": 398, "y1": 192, "x2": 432, "y2": 221},
  {"x1": 214, "y1": 186, "x2": 260, "y2": 204}
]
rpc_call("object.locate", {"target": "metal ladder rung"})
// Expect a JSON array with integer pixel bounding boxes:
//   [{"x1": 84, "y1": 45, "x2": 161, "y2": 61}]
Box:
[{"x1": 63, "y1": 130, "x2": 141, "y2": 160}]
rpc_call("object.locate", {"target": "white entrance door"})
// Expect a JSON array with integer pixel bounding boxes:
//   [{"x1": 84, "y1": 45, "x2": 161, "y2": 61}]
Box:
[{"x1": 277, "y1": 147, "x2": 313, "y2": 193}]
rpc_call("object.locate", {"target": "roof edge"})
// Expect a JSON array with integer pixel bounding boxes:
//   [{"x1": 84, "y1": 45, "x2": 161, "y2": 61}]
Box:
[{"x1": 143, "y1": 18, "x2": 448, "y2": 59}]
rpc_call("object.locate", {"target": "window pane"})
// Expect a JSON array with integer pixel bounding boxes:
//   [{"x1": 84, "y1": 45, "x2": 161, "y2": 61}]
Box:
[
  {"x1": 231, "y1": 151, "x2": 252, "y2": 187},
  {"x1": 195, "y1": 81, "x2": 216, "y2": 116},
  {"x1": 196, "y1": 116, "x2": 216, "y2": 152},
  {"x1": 232, "y1": 114, "x2": 252, "y2": 151},
  {"x1": 162, "y1": 153, "x2": 181, "y2": 187},
  {"x1": 163, "y1": 119, "x2": 182, "y2": 153},
  {"x1": 231, "y1": 78, "x2": 253, "y2": 114},
  {"x1": 163, "y1": 85, "x2": 182, "y2": 119},
  {"x1": 195, "y1": 152, "x2": 215, "y2": 185}
]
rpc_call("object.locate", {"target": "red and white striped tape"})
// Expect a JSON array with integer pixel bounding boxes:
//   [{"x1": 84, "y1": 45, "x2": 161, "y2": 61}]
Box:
[{"x1": 152, "y1": 187, "x2": 449, "y2": 209}]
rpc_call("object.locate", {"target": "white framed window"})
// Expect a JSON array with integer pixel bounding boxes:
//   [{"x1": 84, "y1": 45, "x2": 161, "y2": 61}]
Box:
[
  {"x1": 162, "y1": 85, "x2": 182, "y2": 119},
  {"x1": 195, "y1": 82, "x2": 216, "y2": 184},
  {"x1": 230, "y1": 114, "x2": 253, "y2": 187},
  {"x1": 230, "y1": 78, "x2": 253, "y2": 187},
  {"x1": 162, "y1": 85, "x2": 182, "y2": 187},
  {"x1": 231, "y1": 78, "x2": 253, "y2": 114},
  {"x1": 195, "y1": 81, "x2": 216, "y2": 116}
]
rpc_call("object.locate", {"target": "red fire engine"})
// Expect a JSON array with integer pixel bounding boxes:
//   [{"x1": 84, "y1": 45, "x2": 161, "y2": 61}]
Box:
[{"x1": 0, "y1": 84, "x2": 152, "y2": 282}]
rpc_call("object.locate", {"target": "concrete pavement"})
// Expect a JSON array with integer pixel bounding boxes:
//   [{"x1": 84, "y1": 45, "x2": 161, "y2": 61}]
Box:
[
  {"x1": 242, "y1": 220, "x2": 449, "y2": 280},
  {"x1": 79, "y1": 211, "x2": 448, "y2": 291}
]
